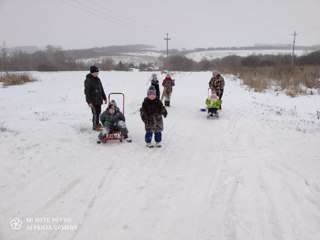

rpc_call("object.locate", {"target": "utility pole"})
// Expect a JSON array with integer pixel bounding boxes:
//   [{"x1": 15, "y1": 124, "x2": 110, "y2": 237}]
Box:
[
  {"x1": 164, "y1": 33, "x2": 171, "y2": 71},
  {"x1": 292, "y1": 31, "x2": 298, "y2": 66}
]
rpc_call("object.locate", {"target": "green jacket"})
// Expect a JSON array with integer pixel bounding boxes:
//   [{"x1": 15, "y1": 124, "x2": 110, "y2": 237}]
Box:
[{"x1": 205, "y1": 98, "x2": 222, "y2": 109}]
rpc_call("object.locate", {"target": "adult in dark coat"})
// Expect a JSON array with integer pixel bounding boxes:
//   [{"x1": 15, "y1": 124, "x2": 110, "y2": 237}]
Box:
[
  {"x1": 84, "y1": 66, "x2": 107, "y2": 130},
  {"x1": 140, "y1": 86, "x2": 167, "y2": 147}
]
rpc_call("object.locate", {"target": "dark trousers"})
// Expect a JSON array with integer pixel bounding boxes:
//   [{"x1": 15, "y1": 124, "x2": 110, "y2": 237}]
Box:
[
  {"x1": 208, "y1": 108, "x2": 218, "y2": 114},
  {"x1": 91, "y1": 105, "x2": 101, "y2": 126},
  {"x1": 217, "y1": 89, "x2": 224, "y2": 100},
  {"x1": 145, "y1": 132, "x2": 162, "y2": 143}
]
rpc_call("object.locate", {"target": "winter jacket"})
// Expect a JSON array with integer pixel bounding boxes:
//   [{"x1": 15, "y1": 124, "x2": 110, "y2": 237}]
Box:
[
  {"x1": 100, "y1": 107, "x2": 125, "y2": 127},
  {"x1": 151, "y1": 79, "x2": 160, "y2": 99},
  {"x1": 162, "y1": 77, "x2": 175, "y2": 93},
  {"x1": 84, "y1": 73, "x2": 107, "y2": 105},
  {"x1": 209, "y1": 75, "x2": 225, "y2": 92},
  {"x1": 140, "y1": 97, "x2": 167, "y2": 132},
  {"x1": 205, "y1": 98, "x2": 222, "y2": 109}
]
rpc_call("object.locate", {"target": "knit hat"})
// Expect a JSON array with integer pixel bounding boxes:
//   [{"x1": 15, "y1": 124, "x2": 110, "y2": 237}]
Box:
[
  {"x1": 147, "y1": 86, "x2": 156, "y2": 96},
  {"x1": 108, "y1": 103, "x2": 116, "y2": 110},
  {"x1": 212, "y1": 70, "x2": 219, "y2": 77},
  {"x1": 151, "y1": 73, "x2": 157, "y2": 79},
  {"x1": 110, "y1": 99, "x2": 117, "y2": 108},
  {"x1": 90, "y1": 65, "x2": 99, "y2": 73}
]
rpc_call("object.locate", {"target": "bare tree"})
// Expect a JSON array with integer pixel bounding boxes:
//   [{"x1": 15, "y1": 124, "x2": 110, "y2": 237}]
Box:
[{"x1": 0, "y1": 41, "x2": 9, "y2": 73}]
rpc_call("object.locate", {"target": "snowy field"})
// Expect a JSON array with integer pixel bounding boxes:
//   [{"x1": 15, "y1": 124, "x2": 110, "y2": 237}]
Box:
[
  {"x1": 1, "y1": 71, "x2": 320, "y2": 240},
  {"x1": 78, "y1": 54, "x2": 159, "y2": 66},
  {"x1": 186, "y1": 49, "x2": 308, "y2": 61}
]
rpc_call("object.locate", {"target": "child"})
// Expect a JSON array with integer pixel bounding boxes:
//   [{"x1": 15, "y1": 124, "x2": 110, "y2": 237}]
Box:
[
  {"x1": 150, "y1": 73, "x2": 160, "y2": 99},
  {"x1": 98, "y1": 102, "x2": 129, "y2": 140},
  {"x1": 140, "y1": 86, "x2": 168, "y2": 148},
  {"x1": 161, "y1": 73, "x2": 175, "y2": 106},
  {"x1": 205, "y1": 92, "x2": 222, "y2": 116}
]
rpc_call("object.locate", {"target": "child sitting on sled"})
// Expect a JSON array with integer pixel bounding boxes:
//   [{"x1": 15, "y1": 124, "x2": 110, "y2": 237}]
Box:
[
  {"x1": 205, "y1": 92, "x2": 222, "y2": 116},
  {"x1": 98, "y1": 101, "x2": 129, "y2": 140}
]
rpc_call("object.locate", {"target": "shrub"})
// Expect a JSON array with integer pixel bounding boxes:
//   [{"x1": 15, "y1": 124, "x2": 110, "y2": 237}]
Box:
[
  {"x1": 236, "y1": 66, "x2": 320, "y2": 96},
  {"x1": 0, "y1": 73, "x2": 37, "y2": 87}
]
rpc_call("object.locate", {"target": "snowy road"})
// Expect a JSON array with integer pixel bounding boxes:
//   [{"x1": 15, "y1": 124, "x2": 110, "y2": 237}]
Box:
[{"x1": 1, "y1": 71, "x2": 320, "y2": 240}]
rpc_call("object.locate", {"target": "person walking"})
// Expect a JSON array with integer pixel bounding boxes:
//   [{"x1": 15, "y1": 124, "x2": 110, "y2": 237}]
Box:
[
  {"x1": 150, "y1": 73, "x2": 160, "y2": 99},
  {"x1": 140, "y1": 86, "x2": 167, "y2": 148},
  {"x1": 84, "y1": 65, "x2": 107, "y2": 131},
  {"x1": 209, "y1": 70, "x2": 225, "y2": 109},
  {"x1": 161, "y1": 73, "x2": 175, "y2": 107}
]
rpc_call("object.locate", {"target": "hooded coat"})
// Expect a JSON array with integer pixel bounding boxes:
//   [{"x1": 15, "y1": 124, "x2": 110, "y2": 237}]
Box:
[{"x1": 140, "y1": 98, "x2": 167, "y2": 132}]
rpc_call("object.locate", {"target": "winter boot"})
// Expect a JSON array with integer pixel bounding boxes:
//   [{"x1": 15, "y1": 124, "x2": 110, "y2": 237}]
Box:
[
  {"x1": 155, "y1": 142, "x2": 162, "y2": 148},
  {"x1": 146, "y1": 142, "x2": 154, "y2": 148},
  {"x1": 164, "y1": 100, "x2": 170, "y2": 107},
  {"x1": 93, "y1": 124, "x2": 102, "y2": 131}
]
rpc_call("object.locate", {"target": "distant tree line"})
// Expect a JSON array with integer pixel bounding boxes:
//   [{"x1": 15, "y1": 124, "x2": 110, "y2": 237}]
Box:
[
  {"x1": 0, "y1": 44, "x2": 158, "y2": 72},
  {"x1": 1, "y1": 42, "x2": 320, "y2": 72},
  {"x1": 166, "y1": 51, "x2": 320, "y2": 72}
]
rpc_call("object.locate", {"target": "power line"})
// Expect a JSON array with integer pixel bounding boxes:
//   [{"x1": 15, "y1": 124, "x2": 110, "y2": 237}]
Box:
[
  {"x1": 86, "y1": 0, "x2": 163, "y2": 38},
  {"x1": 58, "y1": 0, "x2": 163, "y2": 43}
]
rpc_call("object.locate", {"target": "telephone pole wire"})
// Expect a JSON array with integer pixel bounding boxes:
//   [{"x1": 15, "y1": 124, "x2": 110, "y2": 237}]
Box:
[
  {"x1": 164, "y1": 33, "x2": 171, "y2": 71},
  {"x1": 292, "y1": 31, "x2": 298, "y2": 66}
]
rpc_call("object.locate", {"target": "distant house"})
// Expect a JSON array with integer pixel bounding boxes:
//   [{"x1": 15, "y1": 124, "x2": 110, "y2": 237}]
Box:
[{"x1": 128, "y1": 68, "x2": 139, "y2": 72}]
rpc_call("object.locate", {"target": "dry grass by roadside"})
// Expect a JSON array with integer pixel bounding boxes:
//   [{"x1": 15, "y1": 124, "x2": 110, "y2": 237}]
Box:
[
  {"x1": 0, "y1": 73, "x2": 37, "y2": 87},
  {"x1": 236, "y1": 66, "x2": 320, "y2": 96}
]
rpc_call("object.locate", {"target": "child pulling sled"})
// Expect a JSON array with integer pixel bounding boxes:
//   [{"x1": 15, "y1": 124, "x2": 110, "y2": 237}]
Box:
[{"x1": 161, "y1": 73, "x2": 175, "y2": 107}]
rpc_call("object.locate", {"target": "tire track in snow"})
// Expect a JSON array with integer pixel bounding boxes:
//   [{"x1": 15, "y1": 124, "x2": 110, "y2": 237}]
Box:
[
  {"x1": 34, "y1": 177, "x2": 83, "y2": 216},
  {"x1": 68, "y1": 159, "x2": 118, "y2": 240}
]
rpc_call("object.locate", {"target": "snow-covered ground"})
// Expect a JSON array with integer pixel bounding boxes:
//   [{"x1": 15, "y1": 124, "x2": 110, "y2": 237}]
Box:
[
  {"x1": 1, "y1": 71, "x2": 320, "y2": 240},
  {"x1": 78, "y1": 52, "x2": 162, "y2": 65},
  {"x1": 77, "y1": 49, "x2": 311, "y2": 64},
  {"x1": 186, "y1": 49, "x2": 309, "y2": 62}
]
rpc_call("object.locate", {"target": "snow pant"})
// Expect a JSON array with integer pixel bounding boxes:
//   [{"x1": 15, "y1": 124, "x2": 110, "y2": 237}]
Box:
[
  {"x1": 91, "y1": 105, "x2": 101, "y2": 126},
  {"x1": 145, "y1": 132, "x2": 162, "y2": 143},
  {"x1": 208, "y1": 108, "x2": 218, "y2": 114},
  {"x1": 216, "y1": 89, "x2": 224, "y2": 100},
  {"x1": 164, "y1": 92, "x2": 172, "y2": 102}
]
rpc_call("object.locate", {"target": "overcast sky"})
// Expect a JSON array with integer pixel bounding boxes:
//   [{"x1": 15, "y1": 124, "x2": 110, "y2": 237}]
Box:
[{"x1": 0, "y1": 0, "x2": 319, "y2": 50}]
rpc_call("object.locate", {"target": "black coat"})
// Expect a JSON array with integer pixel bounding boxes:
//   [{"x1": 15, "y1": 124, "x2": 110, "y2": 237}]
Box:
[
  {"x1": 84, "y1": 73, "x2": 107, "y2": 105},
  {"x1": 140, "y1": 98, "x2": 167, "y2": 132}
]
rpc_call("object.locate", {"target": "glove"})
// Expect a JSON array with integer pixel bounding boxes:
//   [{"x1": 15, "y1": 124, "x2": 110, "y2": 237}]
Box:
[{"x1": 163, "y1": 112, "x2": 167, "y2": 118}]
